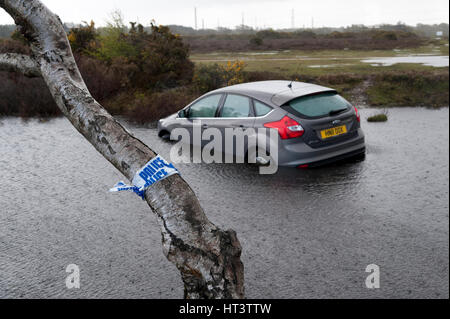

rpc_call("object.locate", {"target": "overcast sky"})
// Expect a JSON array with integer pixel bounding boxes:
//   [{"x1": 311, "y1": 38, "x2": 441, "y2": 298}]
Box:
[{"x1": 1, "y1": 0, "x2": 448, "y2": 29}]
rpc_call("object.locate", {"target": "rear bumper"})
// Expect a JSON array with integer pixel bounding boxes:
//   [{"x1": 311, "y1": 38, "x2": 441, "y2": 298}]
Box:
[
  {"x1": 278, "y1": 128, "x2": 366, "y2": 167},
  {"x1": 304, "y1": 147, "x2": 366, "y2": 168}
]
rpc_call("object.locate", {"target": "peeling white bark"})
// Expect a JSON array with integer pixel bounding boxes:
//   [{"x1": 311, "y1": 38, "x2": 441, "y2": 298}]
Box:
[
  {"x1": 0, "y1": 53, "x2": 40, "y2": 77},
  {"x1": 0, "y1": 0, "x2": 244, "y2": 299}
]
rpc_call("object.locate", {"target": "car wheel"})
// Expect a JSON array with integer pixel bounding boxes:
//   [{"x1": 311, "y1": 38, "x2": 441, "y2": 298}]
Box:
[
  {"x1": 158, "y1": 130, "x2": 171, "y2": 140},
  {"x1": 246, "y1": 147, "x2": 272, "y2": 167}
]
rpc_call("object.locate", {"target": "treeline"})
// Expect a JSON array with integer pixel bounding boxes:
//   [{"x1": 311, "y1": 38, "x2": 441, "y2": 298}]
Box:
[
  {"x1": 166, "y1": 23, "x2": 449, "y2": 38},
  {"x1": 1, "y1": 22, "x2": 447, "y2": 53},
  {"x1": 1, "y1": 22, "x2": 448, "y2": 39},
  {"x1": 185, "y1": 29, "x2": 427, "y2": 52},
  {"x1": 0, "y1": 24, "x2": 15, "y2": 38}
]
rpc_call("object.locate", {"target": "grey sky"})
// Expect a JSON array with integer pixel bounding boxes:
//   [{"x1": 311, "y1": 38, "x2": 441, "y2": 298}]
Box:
[{"x1": 0, "y1": 0, "x2": 448, "y2": 29}]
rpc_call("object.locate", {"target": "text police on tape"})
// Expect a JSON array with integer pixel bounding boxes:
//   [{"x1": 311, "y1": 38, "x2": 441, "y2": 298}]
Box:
[{"x1": 110, "y1": 155, "x2": 179, "y2": 200}]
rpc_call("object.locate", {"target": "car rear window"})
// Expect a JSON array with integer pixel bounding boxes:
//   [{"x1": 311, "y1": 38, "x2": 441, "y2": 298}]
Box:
[
  {"x1": 254, "y1": 100, "x2": 272, "y2": 117},
  {"x1": 283, "y1": 92, "x2": 351, "y2": 118}
]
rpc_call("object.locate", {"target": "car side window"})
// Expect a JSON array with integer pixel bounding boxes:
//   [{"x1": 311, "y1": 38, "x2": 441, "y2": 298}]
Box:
[
  {"x1": 254, "y1": 100, "x2": 272, "y2": 117},
  {"x1": 220, "y1": 94, "x2": 251, "y2": 118},
  {"x1": 189, "y1": 94, "x2": 222, "y2": 118}
]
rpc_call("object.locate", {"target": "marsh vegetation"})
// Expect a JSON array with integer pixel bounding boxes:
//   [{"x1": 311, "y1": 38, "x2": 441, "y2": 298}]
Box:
[{"x1": 0, "y1": 19, "x2": 448, "y2": 121}]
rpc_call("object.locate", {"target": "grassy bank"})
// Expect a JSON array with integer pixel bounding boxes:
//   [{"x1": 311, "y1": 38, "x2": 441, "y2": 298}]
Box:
[
  {"x1": 190, "y1": 42, "x2": 449, "y2": 75},
  {"x1": 191, "y1": 43, "x2": 449, "y2": 109},
  {"x1": 367, "y1": 71, "x2": 449, "y2": 107}
]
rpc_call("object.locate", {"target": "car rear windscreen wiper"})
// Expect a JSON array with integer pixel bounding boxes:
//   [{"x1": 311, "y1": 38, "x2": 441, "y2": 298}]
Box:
[{"x1": 329, "y1": 108, "x2": 348, "y2": 117}]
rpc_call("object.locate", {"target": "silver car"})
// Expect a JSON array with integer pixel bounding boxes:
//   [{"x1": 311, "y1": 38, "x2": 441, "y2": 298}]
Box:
[{"x1": 158, "y1": 80, "x2": 365, "y2": 168}]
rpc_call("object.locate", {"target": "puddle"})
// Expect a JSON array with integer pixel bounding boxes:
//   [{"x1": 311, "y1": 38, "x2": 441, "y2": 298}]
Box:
[
  {"x1": 308, "y1": 63, "x2": 355, "y2": 68},
  {"x1": 239, "y1": 51, "x2": 279, "y2": 56},
  {"x1": 362, "y1": 55, "x2": 449, "y2": 67}
]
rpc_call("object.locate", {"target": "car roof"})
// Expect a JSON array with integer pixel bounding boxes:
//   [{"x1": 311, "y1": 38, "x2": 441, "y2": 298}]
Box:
[{"x1": 210, "y1": 80, "x2": 336, "y2": 107}]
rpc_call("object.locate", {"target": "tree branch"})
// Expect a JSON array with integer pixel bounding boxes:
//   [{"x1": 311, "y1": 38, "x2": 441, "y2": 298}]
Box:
[
  {"x1": 0, "y1": 53, "x2": 41, "y2": 77},
  {"x1": 0, "y1": 0, "x2": 244, "y2": 299}
]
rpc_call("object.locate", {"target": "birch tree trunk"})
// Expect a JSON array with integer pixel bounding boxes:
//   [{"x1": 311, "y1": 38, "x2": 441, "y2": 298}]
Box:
[{"x1": 0, "y1": 0, "x2": 244, "y2": 299}]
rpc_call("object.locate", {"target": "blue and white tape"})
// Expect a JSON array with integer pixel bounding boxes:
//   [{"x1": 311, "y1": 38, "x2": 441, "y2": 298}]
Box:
[
  {"x1": 110, "y1": 155, "x2": 179, "y2": 200},
  {"x1": 109, "y1": 181, "x2": 146, "y2": 199}
]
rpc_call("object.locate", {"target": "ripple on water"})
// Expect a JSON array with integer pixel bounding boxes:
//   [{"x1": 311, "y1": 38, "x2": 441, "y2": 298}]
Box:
[{"x1": 0, "y1": 108, "x2": 448, "y2": 299}]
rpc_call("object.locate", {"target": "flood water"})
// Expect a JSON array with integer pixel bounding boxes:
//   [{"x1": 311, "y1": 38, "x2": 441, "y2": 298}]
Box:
[
  {"x1": 194, "y1": 54, "x2": 450, "y2": 68},
  {"x1": 362, "y1": 55, "x2": 449, "y2": 67},
  {"x1": 0, "y1": 107, "x2": 448, "y2": 299}
]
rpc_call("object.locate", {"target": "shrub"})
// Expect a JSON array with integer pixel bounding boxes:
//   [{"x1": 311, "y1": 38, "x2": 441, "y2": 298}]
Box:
[
  {"x1": 75, "y1": 54, "x2": 122, "y2": 102},
  {"x1": 368, "y1": 71, "x2": 449, "y2": 107},
  {"x1": 367, "y1": 113, "x2": 388, "y2": 122},
  {"x1": 249, "y1": 36, "x2": 263, "y2": 46},
  {"x1": 10, "y1": 29, "x2": 28, "y2": 45},
  {"x1": 256, "y1": 29, "x2": 286, "y2": 39},
  {"x1": 368, "y1": 109, "x2": 389, "y2": 122},
  {"x1": 326, "y1": 31, "x2": 356, "y2": 39},
  {"x1": 294, "y1": 31, "x2": 317, "y2": 39},
  {"x1": 126, "y1": 87, "x2": 197, "y2": 123},
  {"x1": 134, "y1": 24, "x2": 194, "y2": 89},
  {"x1": 315, "y1": 74, "x2": 365, "y2": 86},
  {"x1": 0, "y1": 38, "x2": 30, "y2": 54},
  {"x1": 68, "y1": 21, "x2": 97, "y2": 53},
  {"x1": 184, "y1": 30, "x2": 424, "y2": 52},
  {"x1": 93, "y1": 11, "x2": 135, "y2": 61},
  {"x1": 244, "y1": 71, "x2": 288, "y2": 82},
  {"x1": 193, "y1": 64, "x2": 226, "y2": 93},
  {"x1": 0, "y1": 39, "x2": 58, "y2": 117},
  {"x1": 0, "y1": 72, "x2": 59, "y2": 117},
  {"x1": 93, "y1": 17, "x2": 194, "y2": 90},
  {"x1": 193, "y1": 60, "x2": 246, "y2": 94},
  {"x1": 224, "y1": 60, "x2": 246, "y2": 86},
  {"x1": 0, "y1": 39, "x2": 123, "y2": 117},
  {"x1": 372, "y1": 31, "x2": 398, "y2": 41}
]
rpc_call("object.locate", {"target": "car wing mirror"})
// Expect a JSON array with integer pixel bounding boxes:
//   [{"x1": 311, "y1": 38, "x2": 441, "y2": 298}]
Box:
[{"x1": 179, "y1": 109, "x2": 189, "y2": 118}]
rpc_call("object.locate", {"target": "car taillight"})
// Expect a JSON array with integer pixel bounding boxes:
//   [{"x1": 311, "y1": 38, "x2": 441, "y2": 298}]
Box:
[
  {"x1": 354, "y1": 106, "x2": 361, "y2": 123},
  {"x1": 264, "y1": 116, "x2": 305, "y2": 139}
]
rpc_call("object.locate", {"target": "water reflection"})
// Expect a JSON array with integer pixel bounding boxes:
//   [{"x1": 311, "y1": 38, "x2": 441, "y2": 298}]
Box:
[
  {"x1": 362, "y1": 55, "x2": 449, "y2": 67},
  {"x1": 0, "y1": 107, "x2": 448, "y2": 299},
  {"x1": 144, "y1": 133, "x2": 367, "y2": 200}
]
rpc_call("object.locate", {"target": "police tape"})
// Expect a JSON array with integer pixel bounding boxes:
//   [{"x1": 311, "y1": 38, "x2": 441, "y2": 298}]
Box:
[{"x1": 110, "y1": 155, "x2": 179, "y2": 200}]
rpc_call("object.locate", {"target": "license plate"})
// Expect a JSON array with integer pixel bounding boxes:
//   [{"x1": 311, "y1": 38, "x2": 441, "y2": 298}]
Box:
[{"x1": 320, "y1": 125, "x2": 347, "y2": 139}]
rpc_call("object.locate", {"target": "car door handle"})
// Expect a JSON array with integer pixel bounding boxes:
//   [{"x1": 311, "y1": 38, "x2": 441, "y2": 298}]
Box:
[{"x1": 202, "y1": 124, "x2": 209, "y2": 129}]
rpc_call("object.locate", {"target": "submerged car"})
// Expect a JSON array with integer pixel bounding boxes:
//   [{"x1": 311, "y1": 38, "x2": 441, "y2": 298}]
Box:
[{"x1": 158, "y1": 80, "x2": 365, "y2": 168}]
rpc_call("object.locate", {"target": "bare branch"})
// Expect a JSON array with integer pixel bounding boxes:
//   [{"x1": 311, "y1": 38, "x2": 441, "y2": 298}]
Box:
[
  {"x1": 0, "y1": 53, "x2": 40, "y2": 77},
  {"x1": 0, "y1": 0, "x2": 244, "y2": 299}
]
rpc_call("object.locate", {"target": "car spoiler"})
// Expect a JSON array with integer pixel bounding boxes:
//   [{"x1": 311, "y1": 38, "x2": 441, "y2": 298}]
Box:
[{"x1": 271, "y1": 84, "x2": 336, "y2": 106}]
